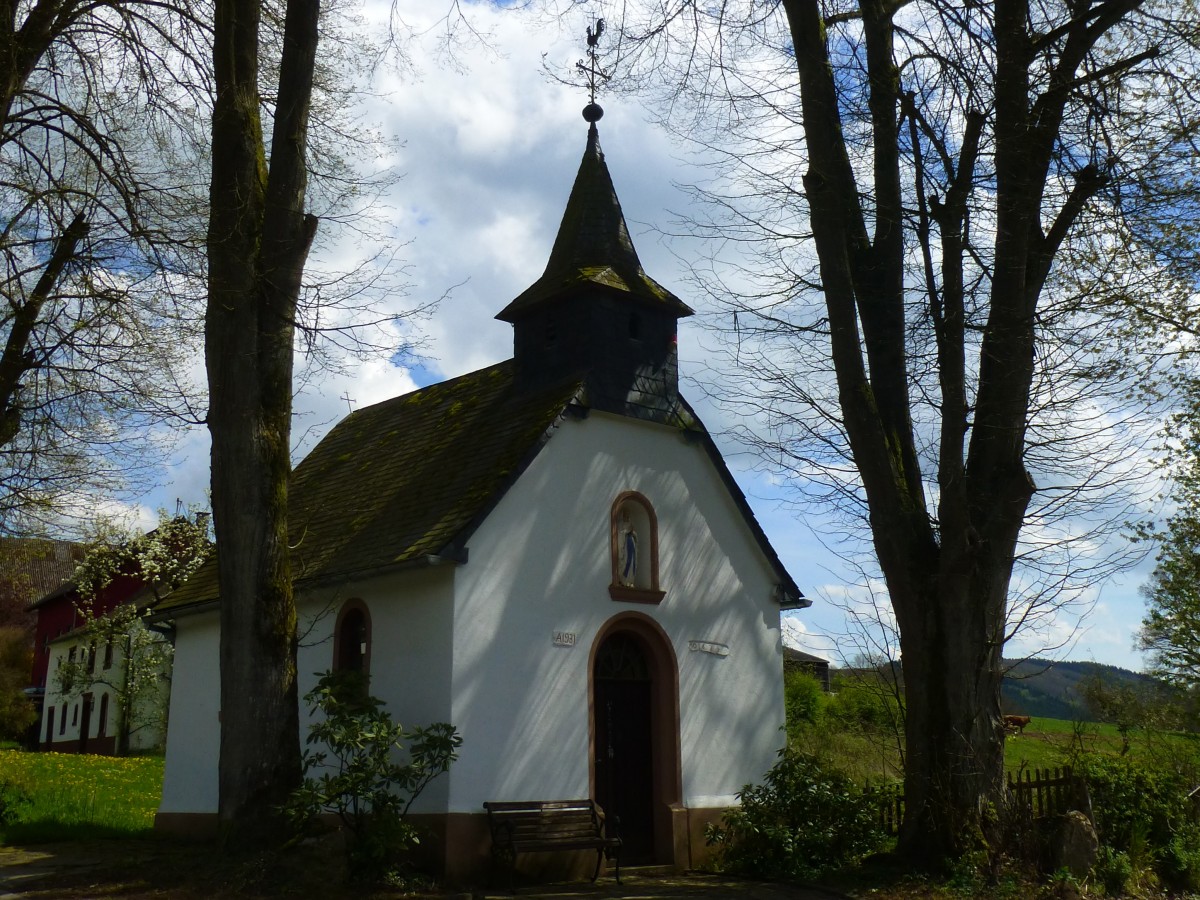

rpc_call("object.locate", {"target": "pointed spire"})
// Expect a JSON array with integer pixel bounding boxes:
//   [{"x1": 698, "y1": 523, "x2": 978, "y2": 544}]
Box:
[{"x1": 496, "y1": 124, "x2": 693, "y2": 323}]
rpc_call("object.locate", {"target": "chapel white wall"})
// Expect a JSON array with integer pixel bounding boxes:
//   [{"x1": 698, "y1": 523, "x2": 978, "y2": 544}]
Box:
[
  {"x1": 159, "y1": 610, "x2": 220, "y2": 813},
  {"x1": 446, "y1": 410, "x2": 786, "y2": 813},
  {"x1": 158, "y1": 567, "x2": 455, "y2": 816},
  {"x1": 300, "y1": 566, "x2": 457, "y2": 814}
]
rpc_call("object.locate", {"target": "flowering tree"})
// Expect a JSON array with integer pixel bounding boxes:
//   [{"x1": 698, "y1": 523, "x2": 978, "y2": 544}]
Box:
[{"x1": 54, "y1": 509, "x2": 210, "y2": 753}]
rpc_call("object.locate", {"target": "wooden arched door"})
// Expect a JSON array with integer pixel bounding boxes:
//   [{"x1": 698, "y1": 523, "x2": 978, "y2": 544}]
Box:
[{"x1": 593, "y1": 631, "x2": 656, "y2": 862}]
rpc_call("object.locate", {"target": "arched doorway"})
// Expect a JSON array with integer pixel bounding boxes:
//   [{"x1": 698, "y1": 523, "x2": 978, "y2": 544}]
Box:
[{"x1": 590, "y1": 614, "x2": 681, "y2": 866}]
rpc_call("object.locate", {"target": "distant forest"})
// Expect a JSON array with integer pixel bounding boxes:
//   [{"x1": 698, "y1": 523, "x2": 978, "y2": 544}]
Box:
[
  {"x1": 822, "y1": 657, "x2": 1168, "y2": 723},
  {"x1": 1000, "y1": 659, "x2": 1161, "y2": 720}
]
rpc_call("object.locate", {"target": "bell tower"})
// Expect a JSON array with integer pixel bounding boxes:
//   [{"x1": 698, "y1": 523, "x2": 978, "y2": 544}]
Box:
[{"x1": 496, "y1": 101, "x2": 693, "y2": 423}]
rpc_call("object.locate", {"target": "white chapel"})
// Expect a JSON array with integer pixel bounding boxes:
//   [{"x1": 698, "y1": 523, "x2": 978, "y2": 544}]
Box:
[{"x1": 155, "y1": 106, "x2": 808, "y2": 882}]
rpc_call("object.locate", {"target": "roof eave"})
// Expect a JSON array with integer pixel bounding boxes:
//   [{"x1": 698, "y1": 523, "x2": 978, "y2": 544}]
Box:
[
  {"x1": 677, "y1": 395, "x2": 806, "y2": 607},
  {"x1": 496, "y1": 276, "x2": 694, "y2": 324},
  {"x1": 778, "y1": 590, "x2": 811, "y2": 611},
  {"x1": 150, "y1": 552, "x2": 472, "y2": 622}
]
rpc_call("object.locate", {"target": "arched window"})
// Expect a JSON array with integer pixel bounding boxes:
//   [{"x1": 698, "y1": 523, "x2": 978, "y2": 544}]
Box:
[
  {"x1": 333, "y1": 600, "x2": 371, "y2": 677},
  {"x1": 609, "y1": 492, "x2": 664, "y2": 604}
]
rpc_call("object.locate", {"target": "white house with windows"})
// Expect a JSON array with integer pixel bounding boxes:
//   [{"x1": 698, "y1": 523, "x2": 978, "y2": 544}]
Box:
[
  {"x1": 155, "y1": 115, "x2": 808, "y2": 883},
  {"x1": 32, "y1": 578, "x2": 171, "y2": 756}
]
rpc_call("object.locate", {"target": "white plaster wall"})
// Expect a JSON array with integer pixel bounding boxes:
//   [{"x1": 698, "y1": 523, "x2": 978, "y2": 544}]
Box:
[
  {"x1": 159, "y1": 610, "x2": 220, "y2": 813},
  {"x1": 159, "y1": 567, "x2": 456, "y2": 816},
  {"x1": 293, "y1": 567, "x2": 456, "y2": 814},
  {"x1": 446, "y1": 410, "x2": 787, "y2": 812},
  {"x1": 39, "y1": 640, "x2": 87, "y2": 746},
  {"x1": 159, "y1": 410, "x2": 791, "y2": 819}
]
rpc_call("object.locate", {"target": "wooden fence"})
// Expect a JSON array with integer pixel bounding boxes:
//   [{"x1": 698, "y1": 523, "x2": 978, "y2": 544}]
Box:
[
  {"x1": 1008, "y1": 766, "x2": 1085, "y2": 820},
  {"x1": 868, "y1": 766, "x2": 1086, "y2": 836}
]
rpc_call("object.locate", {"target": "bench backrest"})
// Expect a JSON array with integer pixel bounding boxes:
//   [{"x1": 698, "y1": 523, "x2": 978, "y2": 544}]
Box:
[{"x1": 484, "y1": 800, "x2": 604, "y2": 842}]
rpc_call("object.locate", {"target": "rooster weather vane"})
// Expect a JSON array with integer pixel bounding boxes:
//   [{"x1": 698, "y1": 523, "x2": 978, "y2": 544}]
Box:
[{"x1": 577, "y1": 19, "x2": 610, "y2": 123}]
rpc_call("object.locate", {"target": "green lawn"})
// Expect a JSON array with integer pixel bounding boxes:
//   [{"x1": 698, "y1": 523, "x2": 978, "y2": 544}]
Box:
[
  {"x1": 1002, "y1": 716, "x2": 1200, "y2": 776},
  {"x1": 1003, "y1": 716, "x2": 1118, "y2": 772},
  {"x1": 0, "y1": 749, "x2": 163, "y2": 842}
]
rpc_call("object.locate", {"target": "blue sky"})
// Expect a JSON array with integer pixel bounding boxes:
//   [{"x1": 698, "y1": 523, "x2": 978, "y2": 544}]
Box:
[{"x1": 130, "y1": 1, "x2": 1158, "y2": 673}]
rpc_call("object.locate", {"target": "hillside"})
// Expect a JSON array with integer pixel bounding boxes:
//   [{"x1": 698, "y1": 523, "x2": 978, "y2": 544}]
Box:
[
  {"x1": 831, "y1": 657, "x2": 1165, "y2": 723},
  {"x1": 1001, "y1": 658, "x2": 1160, "y2": 720}
]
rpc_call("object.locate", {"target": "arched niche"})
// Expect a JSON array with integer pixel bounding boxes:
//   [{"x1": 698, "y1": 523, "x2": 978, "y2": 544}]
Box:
[{"x1": 609, "y1": 491, "x2": 665, "y2": 604}]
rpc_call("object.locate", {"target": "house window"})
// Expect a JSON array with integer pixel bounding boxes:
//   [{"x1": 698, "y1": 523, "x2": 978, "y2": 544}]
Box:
[
  {"x1": 98, "y1": 694, "x2": 109, "y2": 738},
  {"x1": 608, "y1": 492, "x2": 664, "y2": 603},
  {"x1": 45, "y1": 707, "x2": 54, "y2": 743},
  {"x1": 333, "y1": 600, "x2": 371, "y2": 678},
  {"x1": 103, "y1": 640, "x2": 113, "y2": 670},
  {"x1": 59, "y1": 706, "x2": 66, "y2": 734},
  {"x1": 67, "y1": 645, "x2": 76, "y2": 665},
  {"x1": 72, "y1": 704, "x2": 78, "y2": 727},
  {"x1": 86, "y1": 644, "x2": 96, "y2": 674}
]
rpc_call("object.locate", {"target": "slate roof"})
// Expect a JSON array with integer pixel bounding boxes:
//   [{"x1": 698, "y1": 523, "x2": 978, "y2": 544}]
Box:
[
  {"x1": 496, "y1": 124, "x2": 694, "y2": 323},
  {"x1": 160, "y1": 361, "x2": 805, "y2": 614},
  {"x1": 159, "y1": 362, "x2": 587, "y2": 612},
  {"x1": 784, "y1": 647, "x2": 830, "y2": 666},
  {"x1": 3, "y1": 538, "x2": 84, "y2": 611}
]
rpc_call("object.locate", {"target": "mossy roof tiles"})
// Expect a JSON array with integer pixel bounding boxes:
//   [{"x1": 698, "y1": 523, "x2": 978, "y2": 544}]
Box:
[{"x1": 159, "y1": 361, "x2": 584, "y2": 612}]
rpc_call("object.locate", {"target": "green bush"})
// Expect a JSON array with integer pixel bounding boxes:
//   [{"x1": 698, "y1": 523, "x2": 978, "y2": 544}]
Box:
[
  {"x1": 705, "y1": 750, "x2": 886, "y2": 880},
  {"x1": 283, "y1": 671, "x2": 462, "y2": 885},
  {"x1": 0, "y1": 779, "x2": 29, "y2": 825},
  {"x1": 1091, "y1": 845, "x2": 1133, "y2": 897},
  {"x1": 1075, "y1": 754, "x2": 1188, "y2": 856},
  {"x1": 1067, "y1": 751, "x2": 1200, "y2": 892},
  {"x1": 784, "y1": 670, "x2": 824, "y2": 728},
  {"x1": 825, "y1": 676, "x2": 902, "y2": 731},
  {"x1": 1161, "y1": 824, "x2": 1200, "y2": 892}
]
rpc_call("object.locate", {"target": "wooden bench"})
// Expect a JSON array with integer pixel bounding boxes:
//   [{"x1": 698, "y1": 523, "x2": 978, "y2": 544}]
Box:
[{"x1": 483, "y1": 799, "x2": 621, "y2": 889}]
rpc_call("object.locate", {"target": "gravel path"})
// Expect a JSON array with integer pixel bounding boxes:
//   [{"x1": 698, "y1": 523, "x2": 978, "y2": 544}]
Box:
[{"x1": 0, "y1": 843, "x2": 850, "y2": 900}]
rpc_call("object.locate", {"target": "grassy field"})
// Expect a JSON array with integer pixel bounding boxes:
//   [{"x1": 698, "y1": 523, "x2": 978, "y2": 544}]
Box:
[
  {"x1": 1003, "y1": 716, "x2": 1117, "y2": 771},
  {"x1": 1003, "y1": 715, "x2": 1200, "y2": 777},
  {"x1": 790, "y1": 711, "x2": 1199, "y2": 786},
  {"x1": 0, "y1": 749, "x2": 163, "y2": 842}
]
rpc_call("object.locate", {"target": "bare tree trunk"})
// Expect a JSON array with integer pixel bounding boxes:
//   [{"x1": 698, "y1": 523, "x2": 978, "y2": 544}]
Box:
[
  {"x1": 777, "y1": 0, "x2": 1124, "y2": 862},
  {"x1": 0, "y1": 213, "x2": 88, "y2": 448},
  {"x1": 206, "y1": 0, "x2": 319, "y2": 844}
]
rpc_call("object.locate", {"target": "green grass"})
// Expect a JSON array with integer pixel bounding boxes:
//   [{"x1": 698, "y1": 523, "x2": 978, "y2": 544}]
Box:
[
  {"x1": 1002, "y1": 717, "x2": 1100, "y2": 772},
  {"x1": 1003, "y1": 716, "x2": 1200, "y2": 776},
  {"x1": 0, "y1": 749, "x2": 163, "y2": 842},
  {"x1": 791, "y1": 713, "x2": 1200, "y2": 785}
]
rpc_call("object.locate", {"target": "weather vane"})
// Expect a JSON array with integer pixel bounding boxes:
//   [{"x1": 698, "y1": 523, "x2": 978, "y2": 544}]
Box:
[{"x1": 577, "y1": 18, "x2": 610, "y2": 123}]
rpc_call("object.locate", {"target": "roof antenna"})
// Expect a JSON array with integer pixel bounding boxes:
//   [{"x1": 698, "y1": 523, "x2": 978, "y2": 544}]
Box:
[{"x1": 577, "y1": 18, "x2": 610, "y2": 124}]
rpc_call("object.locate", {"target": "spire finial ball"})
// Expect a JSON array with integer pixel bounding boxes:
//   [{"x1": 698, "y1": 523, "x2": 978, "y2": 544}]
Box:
[{"x1": 583, "y1": 102, "x2": 604, "y2": 123}]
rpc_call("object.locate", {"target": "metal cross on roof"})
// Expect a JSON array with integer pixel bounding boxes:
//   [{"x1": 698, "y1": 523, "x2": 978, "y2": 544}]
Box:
[{"x1": 577, "y1": 19, "x2": 610, "y2": 123}]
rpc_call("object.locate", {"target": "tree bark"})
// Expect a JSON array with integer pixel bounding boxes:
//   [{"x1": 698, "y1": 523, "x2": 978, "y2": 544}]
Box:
[{"x1": 206, "y1": 0, "x2": 319, "y2": 844}]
